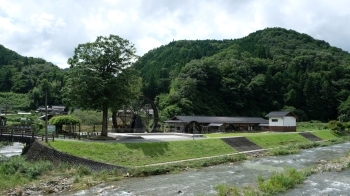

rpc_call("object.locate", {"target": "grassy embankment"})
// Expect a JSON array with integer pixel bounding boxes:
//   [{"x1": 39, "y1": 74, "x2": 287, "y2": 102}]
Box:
[
  {"x1": 48, "y1": 130, "x2": 342, "y2": 167},
  {"x1": 48, "y1": 139, "x2": 237, "y2": 167}
]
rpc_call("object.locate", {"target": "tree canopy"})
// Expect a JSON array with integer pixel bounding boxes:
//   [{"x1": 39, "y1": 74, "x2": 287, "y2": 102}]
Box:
[{"x1": 61, "y1": 35, "x2": 141, "y2": 136}]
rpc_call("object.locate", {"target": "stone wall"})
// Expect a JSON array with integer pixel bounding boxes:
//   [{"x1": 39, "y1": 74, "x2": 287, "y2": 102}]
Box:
[{"x1": 24, "y1": 139, "x2": 127, "y2": 172}]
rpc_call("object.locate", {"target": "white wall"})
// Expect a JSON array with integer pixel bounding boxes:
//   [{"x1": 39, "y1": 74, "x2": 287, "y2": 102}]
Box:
[
  {"x1": 269, "y1": 117, "x2": 283, "y2": 126},
  {"x1": 283, "y1": 116, "x2": 296, "y2": 126}
]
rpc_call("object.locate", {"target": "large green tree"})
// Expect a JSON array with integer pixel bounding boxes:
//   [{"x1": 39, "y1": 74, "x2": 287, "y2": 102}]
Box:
[{"x1": 62, "y1": 35, "x2": 139, "y2": 136}]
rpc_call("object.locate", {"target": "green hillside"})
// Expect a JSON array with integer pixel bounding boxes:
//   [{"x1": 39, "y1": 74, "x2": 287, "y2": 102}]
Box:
[
  {"x1": 133, "y1": 27, "x2": 350, "y2": 122},
  {"x1": 0, "y1": 44, "x2": 65, "y2": 110}
]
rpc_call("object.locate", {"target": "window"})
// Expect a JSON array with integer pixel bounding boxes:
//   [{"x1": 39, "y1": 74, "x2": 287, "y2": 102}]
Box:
[
  {"x1": 177, "y1": 127, "x2": 180, "y2": 130},
  {"x1": 271, "y1": 119, "x2": 278, "y2": 122}
]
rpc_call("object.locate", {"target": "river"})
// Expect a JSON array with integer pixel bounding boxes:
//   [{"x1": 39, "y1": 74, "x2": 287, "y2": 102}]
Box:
[
  {"x1": 0, "y1": 142, "x2": 24, "y2": 157},
  {"x1": 1, "y1": 142, "x2": 350, "y2": 195},
  {"x1": 65, "y1": 142, "x2": 350, "y2": 196}
]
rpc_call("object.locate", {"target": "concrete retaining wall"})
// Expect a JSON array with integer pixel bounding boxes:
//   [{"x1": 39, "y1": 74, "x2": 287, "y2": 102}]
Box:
[{"x1": 24, "y1": 139, "x2": 127, "y2": 172}]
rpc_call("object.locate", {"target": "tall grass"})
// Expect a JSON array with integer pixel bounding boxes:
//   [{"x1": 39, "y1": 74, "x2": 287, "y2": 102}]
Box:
[
  {"x1": 257, "y1": 168, "x2": 311, "y2": 195},
  {"x1": 129, "y1": 154, "x2": 247, "y2": 177},
  {"x1": 0, "y1": 156, "x2": 53, "y2": 190},
  {"x1": 216, "y1": 167, "x2": 315, "y2": 196}
]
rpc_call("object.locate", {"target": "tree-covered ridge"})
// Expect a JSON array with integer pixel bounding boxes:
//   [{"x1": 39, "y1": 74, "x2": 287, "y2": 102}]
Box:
[
  {"x1": 135, "y1": 28, "x2": 350, "y2": 122},
  {"x1": 0, "y1": 44, "x2": 65, "y2": 109},
  {"x1": 133, "y1": 39, "x2": 236, "y2": 99}
]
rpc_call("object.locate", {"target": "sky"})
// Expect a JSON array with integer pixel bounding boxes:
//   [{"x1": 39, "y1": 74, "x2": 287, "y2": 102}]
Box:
[{"x1": 0, "y1": 0, "x2": 349, "y2": 69}]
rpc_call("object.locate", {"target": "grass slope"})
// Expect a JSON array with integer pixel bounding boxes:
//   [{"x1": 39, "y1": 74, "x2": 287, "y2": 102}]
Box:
[
  {"x1": 246, "y1": 133, "x2": 310, "y2": 148},
  {"x1": 310, "y1": 130, "x2": 339, "y2": 140},
  {"x1": 48, "y1": 139, "x2": 236, "y2": 167},
  {"x1": 49, "y1": 130, "x2": 340, "y2": 167}
]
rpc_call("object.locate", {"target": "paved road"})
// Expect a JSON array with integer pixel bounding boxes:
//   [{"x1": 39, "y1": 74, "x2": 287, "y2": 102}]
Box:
[{"x1": 107, "y1": 133, "x2": 206, "y2": 143}]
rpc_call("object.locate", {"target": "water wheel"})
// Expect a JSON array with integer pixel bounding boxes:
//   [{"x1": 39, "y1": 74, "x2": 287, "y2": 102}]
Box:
[{"x1": 115, "y1": 96, "x2": 158, "y2": 132}]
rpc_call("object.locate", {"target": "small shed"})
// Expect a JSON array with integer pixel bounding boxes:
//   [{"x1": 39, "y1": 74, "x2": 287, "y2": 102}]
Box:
[{"x1": 265, "y1": 111, "x2": 297, "y2": 132}]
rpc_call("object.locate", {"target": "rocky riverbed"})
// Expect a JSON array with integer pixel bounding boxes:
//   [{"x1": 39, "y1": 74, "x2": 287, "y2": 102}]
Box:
[{"x1": 4, "y1": 177, "x2": 74, "y2": 196}]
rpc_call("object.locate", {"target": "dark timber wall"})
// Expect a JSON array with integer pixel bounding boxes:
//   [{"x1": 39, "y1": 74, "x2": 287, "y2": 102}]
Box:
[
  {"x1": 24, "y1": 140, "x2": 127, "y2": 172},
  {"x1": 269, "y1": 126, "x2": 296, "y2": 132}
]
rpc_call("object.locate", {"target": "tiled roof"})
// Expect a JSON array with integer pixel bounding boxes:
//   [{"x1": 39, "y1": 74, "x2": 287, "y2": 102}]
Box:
[
  {"x1": 166, "y1": 116, "x2": 268, "y2": 124},
  {"x1": 265, "y1": 111, "x2": 295, "y2": 117}
]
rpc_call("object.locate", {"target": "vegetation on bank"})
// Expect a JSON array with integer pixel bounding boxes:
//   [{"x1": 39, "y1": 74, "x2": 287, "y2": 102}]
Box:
[{"x1": 0, "y1": 156, "x2": 124, "y2": 193}]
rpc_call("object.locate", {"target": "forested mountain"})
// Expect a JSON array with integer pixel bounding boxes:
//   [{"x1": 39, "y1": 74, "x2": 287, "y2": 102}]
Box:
[
  {"x1": 133, "y1": 27, "x2": 350, "y2": 122},
  {"x1": 0, "y1": 44, "x2": 65, "y2": 110}
]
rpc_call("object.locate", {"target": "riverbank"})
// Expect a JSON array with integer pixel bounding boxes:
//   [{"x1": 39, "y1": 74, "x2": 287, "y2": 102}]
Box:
[{"x1": 1, "y1": 130, "x2": 349, "y2": 195}]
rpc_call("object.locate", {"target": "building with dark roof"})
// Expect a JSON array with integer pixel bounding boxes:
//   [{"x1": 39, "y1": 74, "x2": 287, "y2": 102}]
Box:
[
  {"x1": 165, "y1": 116, "x2": 268, "y2": 133},
  {"x1": 265, "y1": 111, "x2": 297, "y2": 132}
]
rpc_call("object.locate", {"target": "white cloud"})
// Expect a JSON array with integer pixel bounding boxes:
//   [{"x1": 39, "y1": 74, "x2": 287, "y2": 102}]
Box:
[{"x1": 0, "y1": 0, "x2": 349, "y2": 69}]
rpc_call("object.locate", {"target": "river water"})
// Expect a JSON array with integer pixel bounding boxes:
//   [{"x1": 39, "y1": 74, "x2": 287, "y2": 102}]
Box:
[
  {"x1": 0, "y1": 142, "x2": 24, "y2": 157},
  {"x1": 63, "y1": 142, "x2": 350, "y2": 196}
]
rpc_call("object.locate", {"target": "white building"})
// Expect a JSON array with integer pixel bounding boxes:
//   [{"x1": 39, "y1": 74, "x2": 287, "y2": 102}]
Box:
[{"x1": 265, "y1": 111, "x2": 297, "y2": 132}]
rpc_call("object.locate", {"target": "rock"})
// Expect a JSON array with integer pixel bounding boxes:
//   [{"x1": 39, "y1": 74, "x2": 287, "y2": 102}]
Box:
[{"x1": 97, "y1": 189, "x2": 104, "y2": 193}]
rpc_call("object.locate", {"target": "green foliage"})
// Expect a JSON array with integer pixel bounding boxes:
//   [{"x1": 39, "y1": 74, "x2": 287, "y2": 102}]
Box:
[
  {"x1": 0, "y1": 92, "x2": 31, "y2": 111},
  {"x1": 62, "y1": 34, "x2": 141, "y2": 136},
  {"x1": 70, "y1": 110, "x2": 102, "y2": 125},
  {"x1": 49, "y1": 115, "x2": 81, "y2": 126},
  {"x1": 215, "y1": 184, "x2": 240, "y2": 196},
  {"x1": 0, "y1": 156, "x2": 53, "y2": 189},
  {"x1": 327, "y1": 120, "x2": 345, "y2": 134},
  {"x1": 258, "y1": 168, "x2": 307, "y2": 194},
  {"x1": 0, "y1": 44, "x2": 65, "y2": 110}
]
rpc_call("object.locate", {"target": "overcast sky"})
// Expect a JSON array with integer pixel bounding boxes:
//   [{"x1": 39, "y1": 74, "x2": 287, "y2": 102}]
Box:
[{"x1": 0, "y1": 0, "x2": 349, "y2": 69}]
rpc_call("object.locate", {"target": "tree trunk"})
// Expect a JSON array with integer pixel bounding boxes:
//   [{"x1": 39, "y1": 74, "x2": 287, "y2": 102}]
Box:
[
  {"x1": 101, "y1": 102, "x2": 108, "y2": 137},
  {"x1": 112, "y1": 111, "x2": 117, "y2": 132}
]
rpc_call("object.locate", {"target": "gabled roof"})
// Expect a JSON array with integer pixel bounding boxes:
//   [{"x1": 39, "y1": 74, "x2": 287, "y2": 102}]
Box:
[
  {"x1": 265, "y1": 111, "x2": 296, "y2": 118},
  {"x1": 165, "y1": 116, "x2": 268, "y2": 124}
]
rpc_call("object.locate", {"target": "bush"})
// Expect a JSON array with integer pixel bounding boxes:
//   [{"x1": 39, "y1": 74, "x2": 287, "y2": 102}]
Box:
[
  {"x1": 327, "y1": 120, "x2": 345, "y2": 135},
  {"x1": 258, "y1": 168, "x2": 307, "y2": 194}
]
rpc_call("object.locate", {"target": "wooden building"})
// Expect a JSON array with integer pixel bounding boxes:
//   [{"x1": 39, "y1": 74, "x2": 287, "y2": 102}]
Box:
[
  {"x1": 265, "y1": 111, "x2": 297, "y2": 132},
  {"x1": 164, "y1": 116, "x2": 268, "y2": 134}
]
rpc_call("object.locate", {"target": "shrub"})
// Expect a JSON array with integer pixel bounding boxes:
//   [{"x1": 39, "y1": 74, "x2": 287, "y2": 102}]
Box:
[{"x1": 327, "y1": 120, "x2": 345, "y2": 135}]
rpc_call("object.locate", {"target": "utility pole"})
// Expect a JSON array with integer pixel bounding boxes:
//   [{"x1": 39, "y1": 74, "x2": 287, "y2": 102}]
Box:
[
  {"x1": 45, "y1": 91, "x2": 48, "y2": 143},
  {"x1": 192, "y1": 122, "x2": 195, "y2": 140}
]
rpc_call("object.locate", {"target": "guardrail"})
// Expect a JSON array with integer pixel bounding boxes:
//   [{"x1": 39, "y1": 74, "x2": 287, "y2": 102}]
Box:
[{"x1": 0, "y1": 128, "x2": 55, "y2": 143}]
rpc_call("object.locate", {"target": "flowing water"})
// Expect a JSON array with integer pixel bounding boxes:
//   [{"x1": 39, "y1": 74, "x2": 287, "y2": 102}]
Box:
[
  {"x1": 0, "y1": 142, "x2": 24, "y2": 157},
  {"x1": 62, "y1": 142, "x2": 350, "y2": 196}
]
